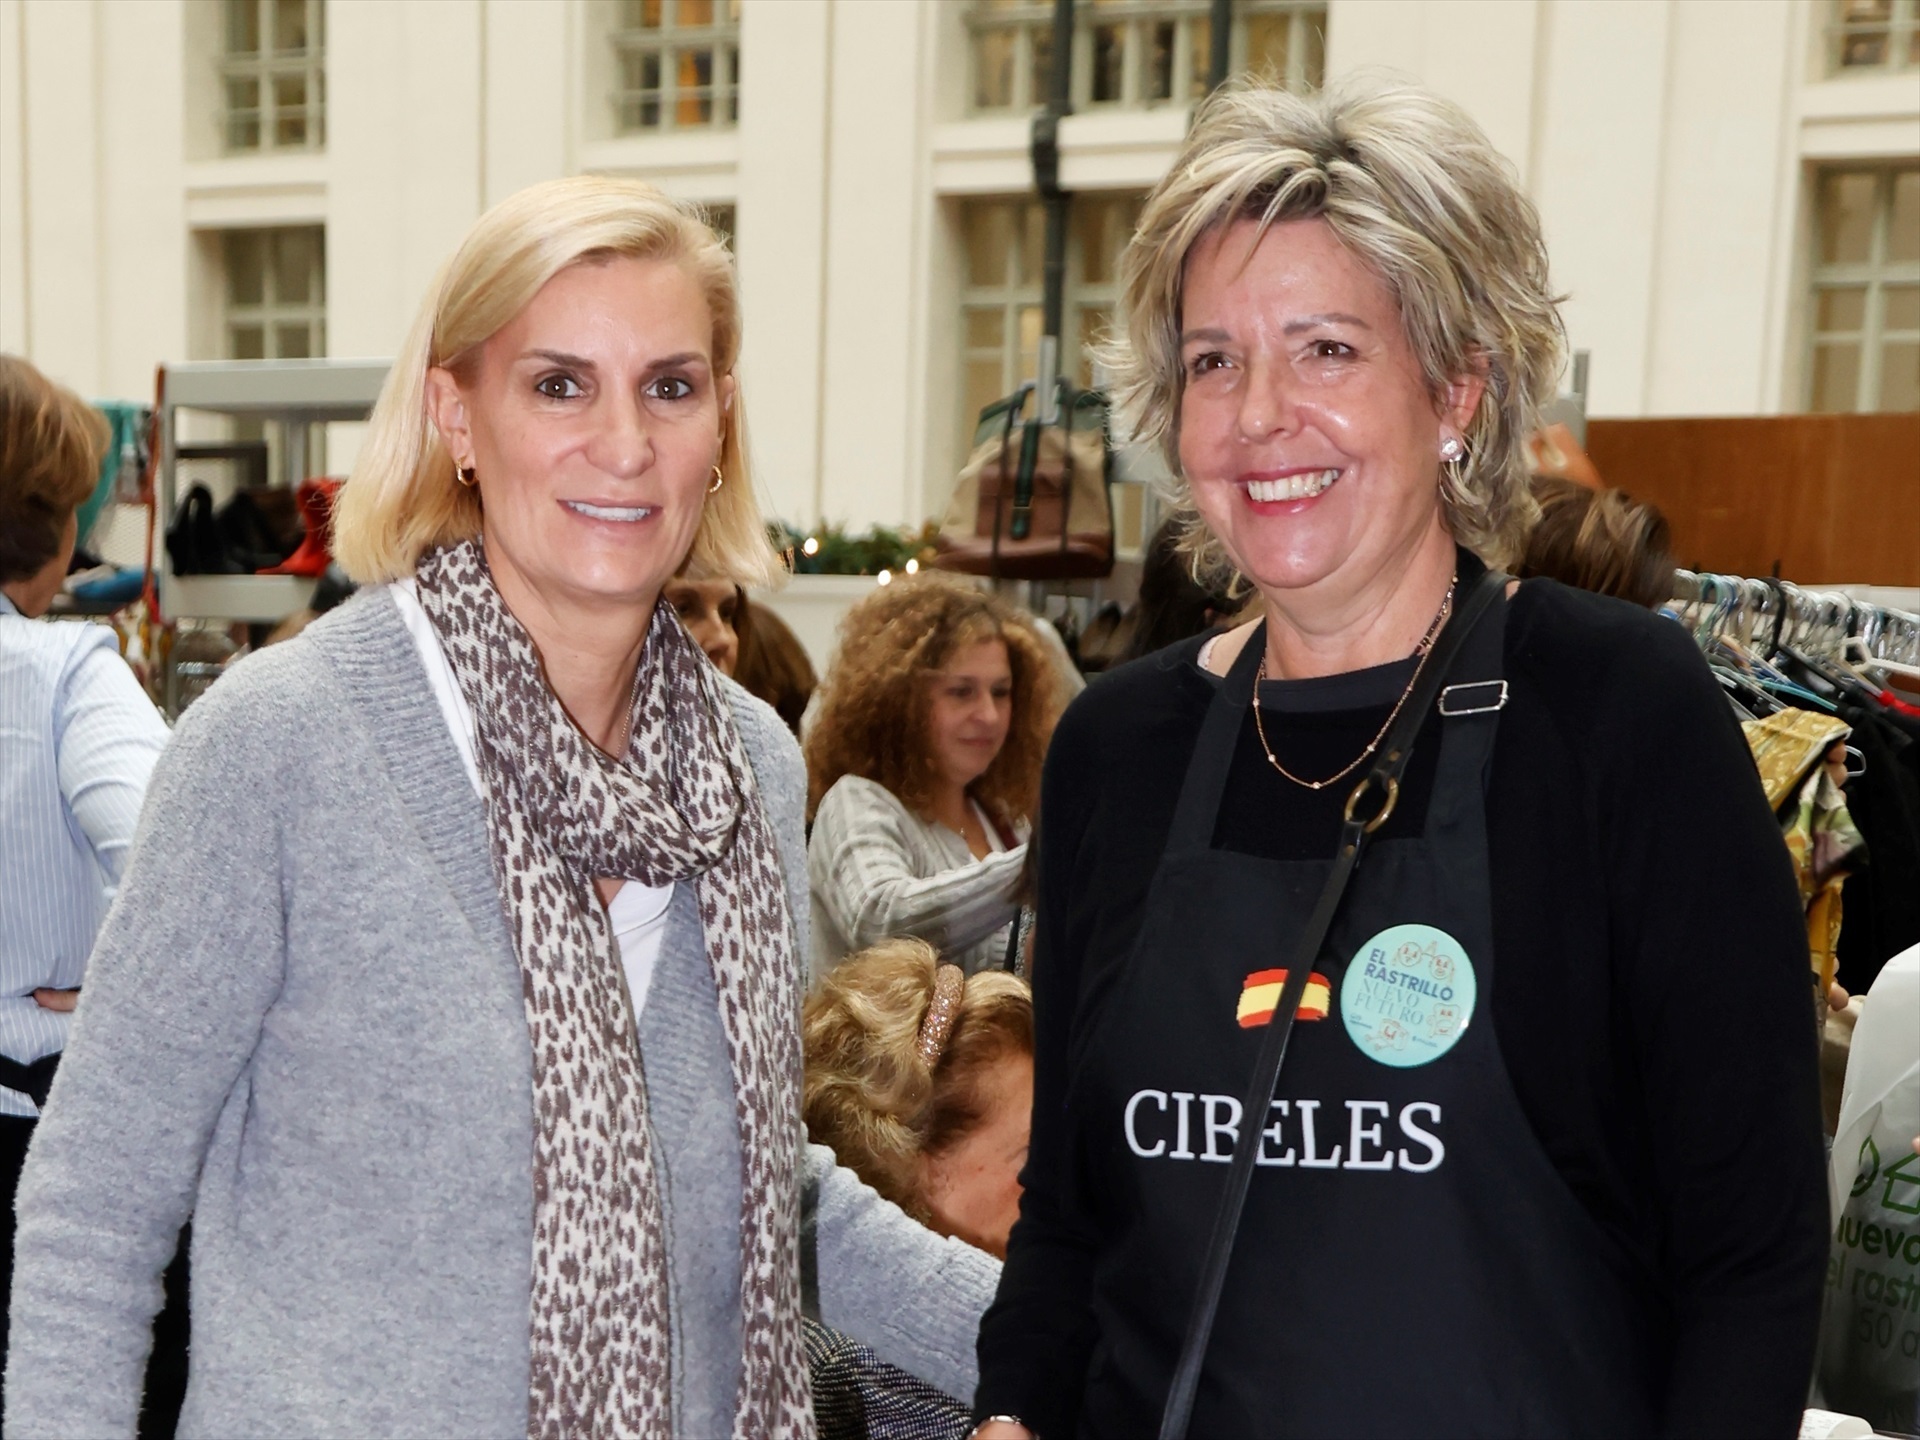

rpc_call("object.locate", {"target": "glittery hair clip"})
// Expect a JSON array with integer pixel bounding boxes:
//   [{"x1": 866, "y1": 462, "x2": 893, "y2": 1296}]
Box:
[{"x1": 915, "y1": 963, "x2": 966, "y2": 1068}]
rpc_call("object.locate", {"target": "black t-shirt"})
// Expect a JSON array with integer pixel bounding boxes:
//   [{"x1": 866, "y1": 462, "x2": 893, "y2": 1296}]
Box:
[{"x1": 977, "y1": 564, "x2": 1831, "y2": 1438}]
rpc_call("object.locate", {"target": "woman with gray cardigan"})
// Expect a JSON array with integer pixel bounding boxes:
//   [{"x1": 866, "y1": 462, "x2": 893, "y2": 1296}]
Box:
[{"x1": 5, "y1": 177, "x2": 995, "y2": 1439}]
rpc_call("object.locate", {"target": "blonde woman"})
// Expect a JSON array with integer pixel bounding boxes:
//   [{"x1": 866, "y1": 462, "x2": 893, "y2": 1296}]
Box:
[
  {"x1": 6, "y1": 177, "x2": 995, "y2": 1438},
  {"x1": 973, "y1": 80, "x2": 1825, "y2": 1439},
  {"x1": 805, "y1": 577, "x2": 1057, "y2": 980},
  {"x1": 802, "y1": 939, "x2": 1033, "y2": 1440},
  {"x1": 804, "y1": 938, "x2": 1033, "y2": 1260}
]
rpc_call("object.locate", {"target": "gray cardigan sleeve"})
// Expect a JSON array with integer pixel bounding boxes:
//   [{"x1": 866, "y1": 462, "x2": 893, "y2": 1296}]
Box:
[
  {"x1": 6, "y1": 649, "x2": 300, "y2": 1436},
  {"x1": 808, "y1": 777, "x2": 1025, "y2": 961},
  {"x1": 807, "y1": 1143, "x2": 1000, "y2": 1399},
  {"x1": 733, "y1": 690, "x2": 999, "y2": 1401}
]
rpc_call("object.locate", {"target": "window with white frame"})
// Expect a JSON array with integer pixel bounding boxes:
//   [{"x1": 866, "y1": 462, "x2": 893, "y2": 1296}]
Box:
[
  {"x1": 968, "y1": 0, "x2": 1324, "y2": 114},
  {"x1": 1825, "y1": 0, "x2": 1919, "y2": 74},
  {"x1": 958, "y1": 193, "x2": 1140, "y2": 432},
  {"x1": 610, "y1": 0, "x2": 741, "y2": 134},
  {"x1": 222, "y1": 0, "x2": 325, "y2": 152},
  {"x1": 224, "y1": 228, "x2": 326, "y2": 361},
  {"x1": 1807, "y1": 166, "x2": 1919, "y2": 413}
]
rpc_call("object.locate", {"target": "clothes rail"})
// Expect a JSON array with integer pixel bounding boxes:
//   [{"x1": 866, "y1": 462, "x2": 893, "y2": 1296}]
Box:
[{"x1": 1670, "y1": 570, "x2": 1920, "y2": 668}]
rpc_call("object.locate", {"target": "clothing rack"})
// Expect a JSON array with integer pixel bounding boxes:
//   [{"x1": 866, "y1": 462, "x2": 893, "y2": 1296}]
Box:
[{"x1": 1669, "y1": 569, "x2": 1920, "y2": 669}]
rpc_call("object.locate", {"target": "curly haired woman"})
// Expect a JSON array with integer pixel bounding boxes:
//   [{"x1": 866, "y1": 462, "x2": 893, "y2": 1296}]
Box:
[{"x1": 804, "y1": 576, "x2": 1057, "y2": 981}]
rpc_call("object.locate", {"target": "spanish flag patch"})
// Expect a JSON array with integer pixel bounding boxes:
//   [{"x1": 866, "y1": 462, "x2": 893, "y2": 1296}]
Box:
[{"x1": 1236, "y1": 969, "x2": 1331, "y2": 1028}]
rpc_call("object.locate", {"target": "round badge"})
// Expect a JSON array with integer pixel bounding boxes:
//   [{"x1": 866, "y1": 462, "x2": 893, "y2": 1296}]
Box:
[{"x1": 1340, "y1": 923, "x2": 1478, "y2": 1068}]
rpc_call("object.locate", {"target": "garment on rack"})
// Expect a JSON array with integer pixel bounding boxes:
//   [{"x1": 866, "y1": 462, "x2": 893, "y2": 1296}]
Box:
[
  {"x1": 1742, "y1": 709, "x2": 1865, "y2": 992},
  {"x1": 1835, "y1": 699, "x2": 1920, "y2": 995}
]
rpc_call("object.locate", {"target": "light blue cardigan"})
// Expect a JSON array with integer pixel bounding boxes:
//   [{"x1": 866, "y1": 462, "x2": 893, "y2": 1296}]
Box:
[{"x1": 5, "y1": 587, "x2": 997, "y2": 1439}]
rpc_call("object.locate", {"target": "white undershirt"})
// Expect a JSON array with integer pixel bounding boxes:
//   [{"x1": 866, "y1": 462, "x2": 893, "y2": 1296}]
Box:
[
  {"x1": 972, "y1": 799, "x2": 1009, "y2": 854},
  {"x1": 392, "y1": 580, "x2": 674, "y2": 1016}
]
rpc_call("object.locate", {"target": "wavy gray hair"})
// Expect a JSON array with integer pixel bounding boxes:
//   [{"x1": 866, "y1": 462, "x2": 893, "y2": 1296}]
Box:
[{"x1": 1105, "y1": 74, "x2": 1565, "y2": 576}]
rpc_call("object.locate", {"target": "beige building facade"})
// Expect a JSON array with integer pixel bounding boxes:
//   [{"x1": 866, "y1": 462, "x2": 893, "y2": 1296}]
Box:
[{"x1": 2, "y1": 0, "x2": 1916, "y2": 535}]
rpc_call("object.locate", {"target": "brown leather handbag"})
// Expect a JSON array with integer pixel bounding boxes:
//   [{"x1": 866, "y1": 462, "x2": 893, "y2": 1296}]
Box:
[{"x1": 932, "y1": 380, "x2": 1115, "y2": 581}]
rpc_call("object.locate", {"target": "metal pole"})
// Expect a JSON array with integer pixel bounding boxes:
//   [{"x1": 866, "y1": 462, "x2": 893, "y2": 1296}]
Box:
[
  {"x1": 1207, "y1": 0, "x2": 1232, "y2": 90},
  {"x1": 1032, "y1": 0, "x2": 1075, "y2": 421}
]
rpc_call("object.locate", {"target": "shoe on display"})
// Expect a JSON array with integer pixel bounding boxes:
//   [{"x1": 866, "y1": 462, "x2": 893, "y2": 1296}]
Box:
[{"x1": 259, "y1": 478, "x2": 342, "y2": 578}]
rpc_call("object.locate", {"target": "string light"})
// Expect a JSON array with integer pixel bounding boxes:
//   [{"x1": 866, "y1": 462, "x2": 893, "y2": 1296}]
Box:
[
  {"x1": 904, "y1": 558, "x2": 919, "y2": 574},
  {"x1": 876, "y1": 569, "x2": 893, "y2": 586},
  {"x1": 802, "y1": 536, "x2": 820, "y2": 557}
]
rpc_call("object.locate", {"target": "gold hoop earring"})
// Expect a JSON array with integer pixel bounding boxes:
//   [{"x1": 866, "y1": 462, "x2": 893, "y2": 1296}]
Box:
[
  {"x1": 454, "y1": 462, "x2": 477, "y2": 489},
  {"x1": 708, "y1": 464, "x2": 725, "y2": 495}
]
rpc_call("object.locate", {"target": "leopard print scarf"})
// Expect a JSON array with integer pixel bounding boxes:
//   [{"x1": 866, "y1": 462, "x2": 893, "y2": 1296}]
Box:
[{"x1": 414, "y1": 540, "x2": 812, "y2": 1440}]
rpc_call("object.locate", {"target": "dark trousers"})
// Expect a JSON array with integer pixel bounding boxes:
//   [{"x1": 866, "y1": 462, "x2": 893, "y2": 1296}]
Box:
[{"x1": 0, "y1": 1113, "x2": 189, "y2": 1438}]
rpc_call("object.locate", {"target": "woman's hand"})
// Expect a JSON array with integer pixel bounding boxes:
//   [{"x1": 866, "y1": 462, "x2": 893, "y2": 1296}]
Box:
[{"x1": 31, "y1": 988, "x2": 78, "y2": 1013}]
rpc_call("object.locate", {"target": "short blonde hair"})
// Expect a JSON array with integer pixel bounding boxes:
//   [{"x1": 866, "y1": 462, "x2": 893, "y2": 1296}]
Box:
[
  {"x1": 333, "y1": 176, "x2": 777, "y2": 587},
  {"x1": 801, "y1": 938, "x2": 1032, "y2": 1223},
  {"x1": 1109, "y1": 75, "x2": 1564, "y2": 574}
]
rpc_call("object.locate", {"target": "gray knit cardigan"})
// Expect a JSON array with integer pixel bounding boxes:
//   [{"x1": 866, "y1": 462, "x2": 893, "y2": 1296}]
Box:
[{"x1": 4, "y1": 588, "x2": 998, "y2": 1439}]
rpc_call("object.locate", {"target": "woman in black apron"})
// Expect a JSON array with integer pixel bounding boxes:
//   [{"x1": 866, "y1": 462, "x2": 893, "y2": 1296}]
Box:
[{"x1": 971, "y1": 77, "x2": 1829, "y2": 1440}]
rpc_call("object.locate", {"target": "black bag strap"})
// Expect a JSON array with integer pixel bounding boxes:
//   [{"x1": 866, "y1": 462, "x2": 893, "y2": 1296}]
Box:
[
  {"x1": 1155, "y1": 568, "x2": 1508, "y2": 1440},
  {"x1": 990, "y1": 384, "x2": 1034, "y2": 579}
]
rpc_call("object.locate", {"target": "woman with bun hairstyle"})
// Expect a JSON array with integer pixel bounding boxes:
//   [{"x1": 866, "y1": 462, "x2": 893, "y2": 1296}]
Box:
[
  {"x1": 802, "y1": 938, "x2": 1033, "y2": 1440},
  {"x1": 804, "y1": 937, "x2": 1033, "y2": 1258},
  {"x1": 805, "y1": 576, "x2": 1057, "y2": 979}
]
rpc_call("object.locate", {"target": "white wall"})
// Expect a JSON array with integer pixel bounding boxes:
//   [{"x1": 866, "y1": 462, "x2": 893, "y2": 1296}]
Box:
[{"x1": 3, "y1": 0, "x2": 1914, "y2": 529}]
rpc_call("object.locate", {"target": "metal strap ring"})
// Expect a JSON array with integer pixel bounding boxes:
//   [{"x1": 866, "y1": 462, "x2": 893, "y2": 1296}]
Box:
[{"x1": 1343, "y1": 774, "x2": 1400, "y2": 834}]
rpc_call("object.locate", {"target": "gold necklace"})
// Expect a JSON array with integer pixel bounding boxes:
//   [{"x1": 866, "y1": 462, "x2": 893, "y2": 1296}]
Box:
[{"x1": 1251, "y1": 573, "x2": 1456, "y2": 792}]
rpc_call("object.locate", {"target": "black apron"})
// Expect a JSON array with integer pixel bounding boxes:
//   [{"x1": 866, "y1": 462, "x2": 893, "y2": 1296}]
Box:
[{"x1": 1068, "y1": 597, "x2": 1657, "y2": 1438}]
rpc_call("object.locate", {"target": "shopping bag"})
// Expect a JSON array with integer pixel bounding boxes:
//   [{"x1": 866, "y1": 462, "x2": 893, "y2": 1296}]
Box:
[
  {"x1": 932, "y1": 379, "x2": 1114, "y2": 580},
  {"x1": 1815, "y1": 942, "x2": 1920, "y2": 1432}
]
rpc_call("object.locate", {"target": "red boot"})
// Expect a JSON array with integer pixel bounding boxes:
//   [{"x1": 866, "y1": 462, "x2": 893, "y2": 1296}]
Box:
[{"x1": 259, "y1": 478, "x2": 341, "y2": 577}]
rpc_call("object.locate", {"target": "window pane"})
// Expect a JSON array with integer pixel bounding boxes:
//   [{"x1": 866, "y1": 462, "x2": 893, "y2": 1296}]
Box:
[
  {"x1": 1816, "y1": 286, "x2": 1869, "y2": 333},
  {"x1": 966, "y1": 203, "x2": 1018, "y2": 288},
  {"x1": 680, "y1": 0, "x2": 715, "y2": 24},
  {"x1": 230, "y1": 325, "x2": 265, "y2": 361},
  {"x1": 272, "y1": 0, "x2": 309, "y2": 52},
  {"x1": 274, "y1": 323, "x2": 313, "y2": 360},
  {"x1": 1819, "y1": 172, "x2": 1878, "y2": 264},
  {"x1": 1030, "y1": 26, "x2": 1053, "y2": 105},
  {"x1": 1248, "y1": 12, "x2": 1293, "y2": 83},
  {"x1": 966, "y1": 357, "x2": 1006, "y2": 432},
  {"x1": 225, "y1": 75, "x2": 261, "y2": 151},
  {"x1": 1076, "y1": 306, "x2": 1111, "y2": 385},
  {"x1": 677, "y1": 49, "x2": 715, "y2": 125},
  {"x1": 1839, "y1": 27, "x2": 1890, "y2": 67},
  {"x1": 274, "y1": 229, "x2": 321, "y2": 303},
  {"x1": 1019, "y1": 202, "x2": 1047, "y2": 288},
  {"x1": 274, "y1": 72, "x2": 308, "y2": 146},
  {"x1": 974, "y1": 28, "x2": 1016, "y2": 108},
  {"x1": 621, "y1": 0, "x2": 664, "y2": 28},
  {"x1": 1879, "y1": 341, "x2": 1920, "y2": 411},
  {"x1": 1189, "y1": 17, "x2": 1212, "y2": 97},
  {"x1": 1076, "y1": 197, "x2": 1128, "y2": 285},
  {"x1": 1091, "y1": 24, "x2": 1125, "y2": 102},
  {"x1": 227, "y1": 0, "x2": 261, "y2": 56},
  {"x1": 1144, "y1": 22, "x2": 1174, "y2": 100},
  {"x1": 1889, "y1": 170, "x2": 1920, "y2": 264},
  {"x1": 1810, "y1": 342, "x2": 1862, "y2": 411},
  {"x1": 1301, "y1": 10, "x2": 1327, "y2": 88},
  {"x1": 966, "y1": 309, "x2": 1004, "y2": 349},
  {"x1": 1017, "y1": 305, "x2": 1044, "y2": 380},
  {"x1": 1885, "y1": 284, "x2": 1920, "y2": 333},
  {"x1": 225, "y1": 231, "x2": 266, "y2": 306}
]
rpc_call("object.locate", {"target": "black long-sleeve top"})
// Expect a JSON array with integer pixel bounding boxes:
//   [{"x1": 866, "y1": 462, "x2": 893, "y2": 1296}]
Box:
[{"x1": 976, "y1": 566, "x2": 1831, "y2": 1439}]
